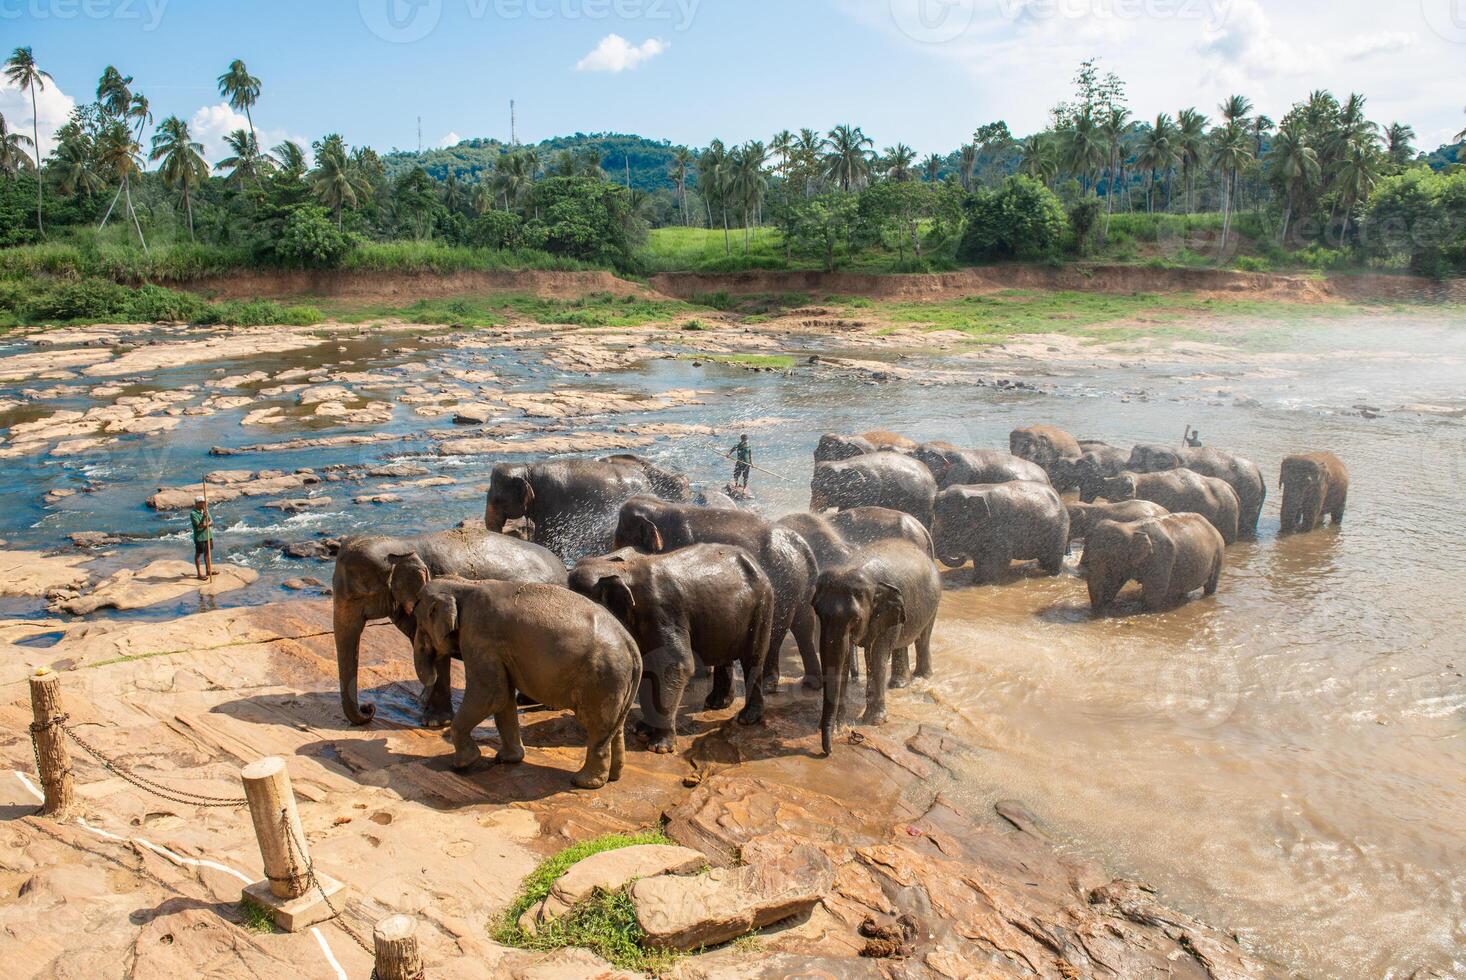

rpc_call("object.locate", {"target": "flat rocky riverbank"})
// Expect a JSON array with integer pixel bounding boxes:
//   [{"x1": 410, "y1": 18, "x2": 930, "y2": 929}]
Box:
[{"x1": 0, "y1": 600, "x2": 1281, "y2": 978}]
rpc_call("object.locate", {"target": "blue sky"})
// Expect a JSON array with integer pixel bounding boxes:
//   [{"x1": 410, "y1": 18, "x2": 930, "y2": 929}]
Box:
[{"x1": 4, "y1": 0, "x2": 1465, "y2": 165}]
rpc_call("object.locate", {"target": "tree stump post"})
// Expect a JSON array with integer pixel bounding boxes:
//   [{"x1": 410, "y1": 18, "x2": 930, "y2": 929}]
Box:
[
  {"x1": 374, "y1": 914, "x2": 424, "y2": 980},
  {"x1": 28, "y1": 669, "x2": 75, "y2": 819},
  {"x1": 239, "y1": 756, "x2": 346, "y2": 932}
]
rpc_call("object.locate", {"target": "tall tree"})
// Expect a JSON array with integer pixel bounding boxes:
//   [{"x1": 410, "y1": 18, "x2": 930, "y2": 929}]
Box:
[
  {"x1": 1266, "y1": 122, "x2": 1319, "y2": 244},
  {"x1": 309, "y1": 133, "x2": 370, "y2": 227},
  {"x1": 1210, "y1": 122, "x2": 1253, "y2": 249},
  {"x1": 0, "y1": 111, "x2": 35, "y2": 178},
  {"x1": 958, "y1": 143, "x2": 977, "y2": 192},
  {"x1": 823, "y1": 124, "x2": 873, "y2": 193},
  {"x1": 1136, "y1": 113, "x2": 1179, "y2": 213},
  {"x1": 882, "y1": 143, "x2": 916, "y2": 182},
  {"x1": 215, "y1": 129, "x2": 266, "y2": 186},
  {"x1": 1333, "y1": 130, "x2": 1380, "y2": 240},
  {"x1": 96, "y1": 66, "x2": 133, "y2": 119},
  {"x1": 95, "y1": 119, "x2": 147, "y2": 250},
  {"x1": 669, "y1": 147, "x2": 692, "y2": 225},
  {"x1": 272, "y1": 139, "x2": 307, "y2": 180},
  {"x1": 771, "y1": 130, "x2": 794, "y2": 179},
  {"x1": 217, "y1": 59, "x2": 263, "y2": 150},
  {"x1": 1176, "y1": 107, "x2": 1209, "y2": 213},
  {"x1": 149, "y1": 115, "x2": 208, "y2": 240},
  {"x1": 5, "y1": 47, "x2": 52, "y2": 235},
  {"x1": 1384, "y1": 123, "x2": 1415, "y2": 167},
  {"x1": 1064, "y1": 109, "x2": 1107, "y2": 194},
  {"x1": 921, "y1": 153, "x2": 943, "y2": 183},
  {"x1": 1018, "y1": 133, "x2": 1059, "y2": 187},
  {"x1": 1099, "y1": 107, "x2": 1131, "y2": 229},
  {"x1": 732, "y1": 141, "x2": 768, "y2": 249}
]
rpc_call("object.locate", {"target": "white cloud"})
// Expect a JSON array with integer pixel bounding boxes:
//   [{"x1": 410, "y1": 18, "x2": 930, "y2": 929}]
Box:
[
  {"x1": 575, "y1": 34, "x2": 669, "y2": 73},
  {"x1": 1340, "y1": 32, "x2": 1413, "y2": 62},
  {"x1": 0, "y1": 75, "x2": 76, "y2": 159},
  {"x1": 187, "y1": 102, "x2": 298, "y2": 167},
  {"x1": 439, "y1": 132, "x2": 461, "y2": 147}
]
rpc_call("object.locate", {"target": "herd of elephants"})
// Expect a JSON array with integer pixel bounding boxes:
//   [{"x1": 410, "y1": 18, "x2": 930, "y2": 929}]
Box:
[{"x1": 329, "y1": 427, "x2": 1350, "y2": 790}]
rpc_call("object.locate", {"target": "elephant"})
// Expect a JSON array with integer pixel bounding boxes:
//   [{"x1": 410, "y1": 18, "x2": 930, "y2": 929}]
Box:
[
  {"x1": 599, "y1": 454, "x2": 692, "y2": 501},
  {"x1": 484, "y1": 458, "x2": 661, "y2": 564},
  {"x1": 406, "y1": 577, "x2": 640, "y2": 789},
  {"x1": 910, "y1": 443, "x2": 1049, "y2": 489},
  {"x1": 814, "y1": 430, "x2": 916, "y2": 462},
  {"x1": 1053, "y1": 446, "x2": 1131, "y2": 494},
  {"x1": 614, "y1": 496, "x2": 820, "y2": 690},
  {"x1": 1065, "y1": 499, "x2": 1170, "y2": 542},
  {"x1": 777, "y1": 506, "x2": 933, "y2": 570},
  {"x1": 1009, "y1": 425, "x2": 1082, "y2": 480},
  {"x1": 693, "y1": 487, "x2": 740, "y2": 510},
  {"x1": 813, "y1": 539, "x2": 940, "y2": 755},
  {"x1": 1127, "y1": 445, "x2": 1266, "y2": 538},
  {"x1": 1279, "y1": 452, "x2": 1349, "y2": 533},
  {"x1": 810, "y1": 452, "x2": 938, "y2": 528},
  {"x1": 331, "y1": 526, "x2": 565, "y2": 727},
  {"x1": 1081, "y1": 514, "x2": 1225, "y2": 613},
  {"x1": 568, "y1": 544, "x2": 774, "y2": 754},
  {"x1": 932, "y1": 481, "x2": 1070, "y2": 583},
  {"x1": 1097, "y1": 470, "x2": 1241, "y2": 545}
]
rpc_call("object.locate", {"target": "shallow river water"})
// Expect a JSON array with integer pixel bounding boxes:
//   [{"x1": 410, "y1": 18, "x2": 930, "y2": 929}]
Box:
[{"x1": 2, "y1": 314, "x2": 1464, "y2": 977}]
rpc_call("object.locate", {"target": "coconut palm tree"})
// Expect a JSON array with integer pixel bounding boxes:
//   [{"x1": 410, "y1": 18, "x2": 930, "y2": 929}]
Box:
[
  {"x1": 96, "y1": 66, "x2": 133, "y2": 119},
  {"x1": 54, "y1": 134, "x2": 101, "y2": 199},
  {"x1": 272, "y1": 139, "x2": 307, "y2": 180},
  {"x1": 770, "y1": 130, "x2": 794, "y2": 179},
  {"x1": 127, "y1": 93, "x2": 153, "y2": 148},
  {"x1": 669, "y1": 147, "x2": 692, "y2": 225},
  {"x1": 1136, "y1": 114, "x2": 1180, "y2": 213},
  {"x1": 149, "y1": 116, "x2": 208, "y2": 240},
  {"x1": 1384, "y1": 123, "x2": 1415, "y2": 167},
  {"x1": 1064, "y1": 109, "x2": 1107, "y2": 194},
  {"x1": 921, "y1": 153, "x2": 943, "y2": 183},
  {"x1": 1176, "y1": 108, "x2": 1208, "y2": 213},
  {"x1": 310, "y1": 135, "x2": 370, "y2": 227},
  {"x1": 1210, "y1": 122, "x2": 1253, "y2": 249},
  {"x1": 5, "y1": 47, "x2": 52, "y2": 235},
  {"x1": 1099, "y1": 107, "x2": 1131, "y2": 221},
  {"x1": 1220, "y1": 94, "x2": 1253, "y2": 127},
  {"x1": 732, "y1": 141, "x2": 769, "y2": 249},
  {"x1": 217, "y1": 59, "x2": 262, "y2": 150},
  {"x1": 1018, "y1": 133, "x2": 1060, "y2": 187},
  {"x1": 959, "y1": 143, "x2": 977, "y2": 192},
  {"x1": 823, "y1": 124, "x2": 873, "y2": 193},
  {"x1": 94, "y1": 119, "x2": 147, "y2": 250},
  {"x1": 882, "y1": 143, "x2": 916, "y2": 182},
  {"x1": 0, "y1": 112, "x2": 35, "y2": 178},
  {"x1": 1266, "y1": 122, "x2": 1319, "y2": 244},
  {"x1": 492, "y1": 150, "x2": 535, "y2": 211},
  {"x1": 1333, "y1": 132, "x2": 1380, "y2": 241},
  {"x1": 215, "y1": 129, "x2": 266, "y2": 186},
  {"x1": 794, "y1": 128, "x2": 823, "y2": 197},
  {"x1": 472, "y1": 180, "x2": 495, "y2": 216},
  {"x1": 698, "y1": 139, "x2": 733, "y2": 253}
]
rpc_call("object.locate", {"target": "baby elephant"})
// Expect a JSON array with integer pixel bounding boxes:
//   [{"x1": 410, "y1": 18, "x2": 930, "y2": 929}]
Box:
[
  {"x1": 1081, "y1": 514, "x2": 1225, "y2": 613},
  {"x1": 408, "y1": 577, "x2": 641, "y2": 790},
  {"x1": 813, "y1": 539, "x2": 941, "y2": 755},
  {"x1": 931, "y1": 481, "x2": 1070, "y2": 583},
  {"x1": 1280, "y1": 453, "x2": 1349, "y2": 533},
  {"x1": 568, "y1": 545, "x2": 775, "y2": 754}
]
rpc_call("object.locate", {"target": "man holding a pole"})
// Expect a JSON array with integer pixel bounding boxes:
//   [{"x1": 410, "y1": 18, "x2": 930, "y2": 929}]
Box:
[
  {"x1": 731, "y1": 434, "x2": 753, "y2": 489},
  {"x1": 191, "y1": 495, "x2": 215, "y2": 581}
]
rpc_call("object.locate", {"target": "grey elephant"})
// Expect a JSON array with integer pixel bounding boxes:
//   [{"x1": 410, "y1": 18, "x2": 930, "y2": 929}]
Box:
[
  {"x1": 910, "y1": 443, "x2": 1049, "y2": 489},
  {"x1": 568, "y1": 544, "x2": 774, "y2": 754},
  {"x1": 1128, "y1": 444, "x2": 1266, "y2": 538},
  {"x1": 814, "y1": 430, "x2": 917, "y2": 462},
  {"x1": 810, "y1": 452, "x2": 938, "y2": 528},
  {"x1": 406, "y1": 576, "x2": 641, "y2": 789},
  {"x1": 777, "y1": 506, "x2": 933, "y2": 570},
  {"x1": 1279, "y1": 452, "x2": 1349, "y2": 533},
  {"x1": 331, "y1": 527, "x2": 565, "y2": 727},
  {"x1": 1065, "y1": 499, "x2": 1170, "y2": 542},
  {"x1": 813, "y1": 539, "x2": 940, "y2": 755},
  {"x1": 1081, "y1": 514, "x2": 1225, "y2": 613},
  {"x1": 614, "y1": 496, "x2": 820, "y2": 690},
  {"x1": 1098, "y1": 470, "x2": 1241, "y2": 545},
  {"x1": 1054, "y1": 446, "x2": 1131, "y2": 494},
  {"x1": 932, "y1": 481, "x2": 1070, "y2": 582},
  {"x1": 484, "y1": 458, "x2": 662, "y2": 564},
  {"x1": 1009, "y1": 425, "x2": 1082, "y2": 480},
  {"x1": 599, "y1": 454, "x2": 692, "y2": 501}
]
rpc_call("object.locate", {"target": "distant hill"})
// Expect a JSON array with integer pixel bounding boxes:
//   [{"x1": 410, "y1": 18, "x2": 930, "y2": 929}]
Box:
[{"x1": 382, "y1": 132, "x2": 688, "y2": 190}]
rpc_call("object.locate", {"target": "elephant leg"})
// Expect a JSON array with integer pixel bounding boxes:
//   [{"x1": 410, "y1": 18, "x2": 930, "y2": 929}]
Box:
[
  {"x1": 819, "y1": 640, "x2": 852, "y2": 757},
  {"x1": 334, "y1": 599, "x2": 375, "y2": 726},
  {"x1": 609, "y1": 726, "x2": 626, "y2": 783},
  {"x1": 451, "y1": 663, "x2": 505, "y2": 771},
  {"x1": 759, "y1": 610, "x2": 794, "y2": 694},
  {"x1": 861, "y1": 641, "x2": 891, "y2": 726},
  {"x1": 1331, "y1": 495, "x2": 1346, "y2": 524},
  {"x1": 705, "y1": 665, "x2": 734, "y2": 711},
  {"x1": 914, "y1": 623, "x2": 934, "y2": 678},
  {"x1": 494, "y1": 694, "x2": 525, "y2": 765},
  {"x1": 736, "y1": 650, "x2": 766, "y2": 726},
  {"x1": 573, "y1": 720, "x2": 616, "y2": 790},
  {"x1": 423, "y1": 662, "x2": 455, "y2": 729},
  {"x1": 1040, "y1": 540, "x2": 1066, "y2": 576},
  {"x1": 889, "y1": 647, "x2": 912, "y2": 689},
  {"x1": 792, "y1": 604, "x2": 822, "y2": 691},
  {"x1": 1204, "y1": 557, "x2": 1221, "y2": 596},
  {"x1": 643, "y1": 643, "x2": 692, "y2": 755}
]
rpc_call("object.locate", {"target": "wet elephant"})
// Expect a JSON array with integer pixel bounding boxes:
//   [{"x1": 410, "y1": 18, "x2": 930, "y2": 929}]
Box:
[
  {"x1": 599, "y1": 454, "x2": 692, "y2": 501},
  {"x1": 1054, "y1": 446, "x2": 1131, "y2": 495},
  {"x1": 1065, "y1": 499, "x2": 1170, "y2": 542},
  {"x1": 1081, "y1": 513, "x2": 1225, "y2": 613},
  {"x1": 778, "y1": 507, "x2": 933, "y2": 570},
  {"x1": 932, "y1": 481, "x2": 1070, "y2": 583},
  {"x1": 484, "y1": 458, "x2": 658, "y2": 564},
  {"x1": 569, "y1": 544, "x2": 774, "y2": 754},
  {"x1": 810, "y1": 452, "x2": 938, "y2": 528},
  {"x1": 1279, "y1": 452, "x2": 1349, "y2": 533},
  {"x1": 614, "y1": 496, "x2": 820, "y2": 690},
  {"x1": 814, "y1": 430, "x2": 917, "y2": 462},
  {"x1": 407, "y1": 577, "x2": 640, "y2": 789},
  {"x1": 910, "y1": 443, "x2": 1049, "y2": 489},
  {"x1": 1009, "y1": 425, "x2": 1082, "y2": 481},
  {"x1": 1128, "y1": 444, "x2": 1266, "y2": 538},
  {"x1": 1098, "y1": 470, "x2": 1241, "y2": 545},
  {"x1": 813, "y1": 539, "x2": 941, "y2": 755},
  {"x1": 331, "y1": 527, "x2": 566, "y2": 727}
]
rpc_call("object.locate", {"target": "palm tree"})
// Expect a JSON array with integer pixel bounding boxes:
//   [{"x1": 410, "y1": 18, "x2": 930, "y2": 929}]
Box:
[
  {"x1": 472, "y1": 180, "x2": 495, "y2": 216},
  {"x1": 795, "y1": 128, "x2": 823, "y2": 196},
  {"x1": 1018, "y1": 133, "x2": 1059, "y2": 187},
  {"x1": 310, "y1": 135, "x2": 370, "y2": 226},
  {"x1": 883, "y1": 144, "x2": 916, "y2": 182},
  {"x1": 96, "y1": 66, "x2": 133, "y2": 119},
  {"x1": 669, "y1": 147, "x2": 692, "y2": 225},
  {"x1": 734, "y1": 140, "x2": 768, "y2": 248},
  {"x1": 1099, "y1": 107, "x2": 1130, "y2": 223},
  {"x1": 1266, "y1": 122, "x2": 1319, "y2": 244},
  {"x1": 272, "y1": 139, "x2": 307, "y2": 180},
  {"x1": 150, "y1": 116, "x2": 208, "y2": 240},
  {"x1": 0, "y1": 111, "x2": 35, "y2": 178},
  {"x1": 1220, "y1": 94, "x2": 1253, "y2": 127},
  {"x1": 217, "y1": 59, "x2": 262, "y2": 150},
  {"x1": 1384, "y1": 123, "x2": 1415, "y2": 167},
  {"x1": 215, "y1": 129, "x2": 265, "y2": 186},
  {"x1": 698, "y1": 139, "x2": 733, "y2": 252},
  {"x1": 442, "y1": 168, "x2": 462, "y2": 212},
  {"x1": 1333, "y1": 132, "x2": 1380, "y2": 240},
  {"x1": 94, "y1": 119, "x2": 147, "y2": 250},
  {"x1": 959, "y1": 143, "x2": 977, "y2": 191},
  {"x1": 1064, "y1": 109, "x2": 1106, "y2": 193},
  {"x1": 53, "y1": 132, "x2": 101, "y2": 199},
  {"x1": 1136, "y1": 114, "x2": 1180, "y2": 213},
  {"x1": 1211, "y1": 122, "x2": 1253, "y2": 249},
  {"x1": 5, "y1": 47, "x2": 51, "y2": 235},
  {"x1": 921, "y1": 153, "x2": 943, "y2": 183},
  {"x1": 492, "y1": 150, "x2": 534, "y2": 211},
  {"x1": 127, "y1": 92, "x2": 153, "y2": 147},
  {"x1": 770, "y1": 130, "x2": 794, "y2": 178},
  {"x1": 823, "y1": 124, "x2": 873, "y2": 192},
  {"x1": 1176, "y1": 108, "x2": 1208, "y2": 213}
]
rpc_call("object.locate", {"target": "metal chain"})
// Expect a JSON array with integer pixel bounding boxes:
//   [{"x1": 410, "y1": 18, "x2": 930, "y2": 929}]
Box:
[
  {"x1": 279, "y1": 808, "x2": 376, "y2": 960},
  {"x1": 29, "y1": 715, "x2": 249, "y2": 809}
]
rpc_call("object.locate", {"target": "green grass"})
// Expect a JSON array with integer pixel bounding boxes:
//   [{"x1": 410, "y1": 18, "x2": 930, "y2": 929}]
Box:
[
  {"x1": 323, "y1": 291, "x2": 698, "y2": 329},
  {"x1": 677, "y1": 352, "x2": 796, "y2": 369},
  {"x1": 641, "y1": 226, "x2": 792, "y2": 273},
  {"x1": 493, "y1": 829, "x2": 691, "y2": 973},
  {"x1": 343, "y1": 241, "x2": 596, "y2": 274},
  {"x1": 238, "y1": 898, "x2": 276, "y2": 934},
  {"x1": 0, "y1": 276, "x2": 325, "y2": 330}
]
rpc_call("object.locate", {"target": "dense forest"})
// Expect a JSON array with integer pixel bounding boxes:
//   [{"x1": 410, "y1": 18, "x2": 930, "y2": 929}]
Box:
[{"x1": 4, "y1": 47, "x2": 1466, "y2": 286}]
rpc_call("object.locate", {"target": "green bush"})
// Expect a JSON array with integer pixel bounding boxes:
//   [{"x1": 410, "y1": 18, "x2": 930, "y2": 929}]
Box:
[
  {"x1": 1067, "y1": 198, "x2": 1102, "y2": 255},
  {"x1": 28, "y1": 279, "x2": 131, "y2": 320},
  {"x1": 274, "y1": 205, "x2": 359, "y2": 268},
  {"x1": 957, "y1": 176, "x2": 1069, "y2": 263},
  {"x1": 467, "y1": 210, "x2": 527, "y2": 250}
]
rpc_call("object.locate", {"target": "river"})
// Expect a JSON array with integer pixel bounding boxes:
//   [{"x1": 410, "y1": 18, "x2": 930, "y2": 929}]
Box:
[{"x1": 1, "y1": 312, "x2": 1463, "y2": 977}]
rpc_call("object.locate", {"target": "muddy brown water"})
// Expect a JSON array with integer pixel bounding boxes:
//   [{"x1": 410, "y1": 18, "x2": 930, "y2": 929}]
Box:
[{"x1": 2, "y1": 314, "x2": 1464, "y2": 976}]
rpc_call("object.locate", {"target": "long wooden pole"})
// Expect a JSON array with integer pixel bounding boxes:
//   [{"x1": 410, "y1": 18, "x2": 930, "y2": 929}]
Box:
[
  {"x1": 28, "y1": 669, "x2": 75, "y2": 819},
  {"x1": 708, "y1": 447, "x2": 789, "y2": 483}
]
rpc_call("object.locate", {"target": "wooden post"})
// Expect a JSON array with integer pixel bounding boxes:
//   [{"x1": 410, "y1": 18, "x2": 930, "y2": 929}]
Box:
[
  {"x1": 374, "y1": 914, "x2": 424, "y2": 980},
  {"x1": 240, "y1": 756, "x2": 346, "y2": 932},
  {"x1": 28, "y1": 669, "x2": 75, "y2": 819}
]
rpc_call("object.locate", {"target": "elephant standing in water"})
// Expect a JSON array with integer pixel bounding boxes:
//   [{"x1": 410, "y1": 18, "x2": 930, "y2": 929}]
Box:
[
  {"x1": 1010, "y1": 425, "x2": 1082, "y2": 481},
  {"x1": 1081, "y1": 513, "x2": 1225, "y2": 613},
  {"x1": 614, "y1": 497, "x2": 820, "y2": 690},
  {"x1": 1280, "y1": 453, "x2": 1349, "y2": 533},
  {"x1": 1128, "y1": 445, "x2": 1266, "y2": 538},
  {"x1": 931, "y1": 481, "x2": 1070, "y2": 582},
  {"x1": 331, "y1": 527, "x2": 565, "y2": 726},
  {"x1": 814, "y1": 430, "x2": 917, "y2": 462},
  {"x1": 1097, "y1": 470, "x2": 1241, "y2": 545},
  {"x1": 599, "y1": 454, "x2": 692, "y2": 501},
  {"x1": 778, "y1": 507, "x2": 933, "y2": 570},
  {"x1": 484, "y1": 458, "x2": 671, "y2": 563},
  {"x1": 810, "y1": 453, "x2": 938, "y2": 528},
  {"x1": 1065, "y1": 499, "x2": 1169, "y2": 542},
  {"x1": 910, "y1": 443, "x2": 1049, "y2": 489}
]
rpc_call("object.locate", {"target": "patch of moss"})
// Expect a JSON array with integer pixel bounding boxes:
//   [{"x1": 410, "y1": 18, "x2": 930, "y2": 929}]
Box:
[{"x1": 238, "y1": 897, "x2": 276, "y2": 934}]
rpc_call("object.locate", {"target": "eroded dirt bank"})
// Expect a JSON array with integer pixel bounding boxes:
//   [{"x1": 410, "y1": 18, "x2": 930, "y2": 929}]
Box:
[
  {"x1": 187, "y1": 268, "x2": 659, "y2": 302},
  {"x1": 0, "y1": 601, "x2": 1280, "y2": 978}
]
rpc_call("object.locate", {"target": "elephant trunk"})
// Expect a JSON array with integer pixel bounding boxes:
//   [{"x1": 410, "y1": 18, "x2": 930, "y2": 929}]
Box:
[
  {"x1": 818, "y1": 620, "x2": 854, "y2": 757},
  {"x1": 413, "y1": 630, "x2": 440, "y2": 691},
  {"x1": 334, "y1": 599, "x2": 376, "y2": 725},
  {"x1": 484, "y1": 501, "x2": 508, "y2": 533}
]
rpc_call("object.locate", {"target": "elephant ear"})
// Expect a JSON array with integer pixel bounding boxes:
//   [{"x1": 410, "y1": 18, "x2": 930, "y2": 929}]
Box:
[
  {"x1": 514, "y1": 476, "x2": 536, "y2": 511},
  {"x1": 387, "y1": 552, "x2": 431, "y2": 615},
  {"x1": 594, "y1": 574, "x2": 637, "y2": 624},
  {"x1": 425, "y1": 592, "x2": 459, "y2": 644},
  {"x1": 1129, "y1": 533, "x2": 1154, "y2": 565},
  {"x1": 971, "y1": 494, "x2": 993, "y2": 520},
  {"x1": 874, "y1": 581, "x2": 906, "y2": 627},
  {"x1": 633, "y1": 515, "x2": 665, "y2": 554}
]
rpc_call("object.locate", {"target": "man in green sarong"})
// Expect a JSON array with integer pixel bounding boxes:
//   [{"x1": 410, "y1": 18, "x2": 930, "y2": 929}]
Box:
[
  {"x1": 190, "y1": 496, "x2": 214, "y2": 581},
  {"x1": 731, "y1": 434, "x2": 752, "y2": 489}
]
